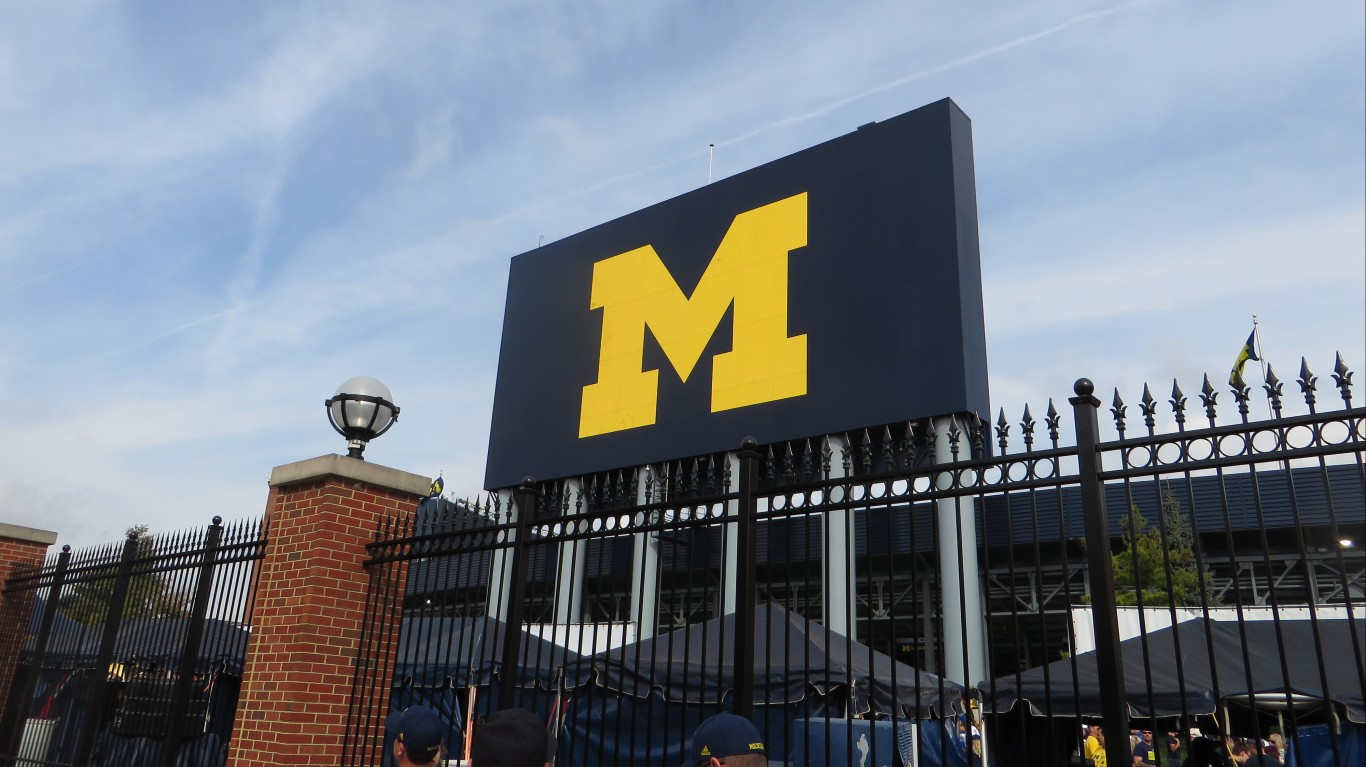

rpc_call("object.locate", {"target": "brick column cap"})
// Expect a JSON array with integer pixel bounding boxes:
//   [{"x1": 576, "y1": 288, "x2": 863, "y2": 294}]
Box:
[
  {"x1": 269, "y1": 454, "x2": 432, "y2": 497},
  {"x1": 0, "y1": 523, "x2": 58, "y2": 547}
]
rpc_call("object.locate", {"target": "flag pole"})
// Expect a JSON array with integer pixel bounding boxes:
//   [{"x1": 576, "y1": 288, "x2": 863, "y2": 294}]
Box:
[{"x1": 1252, "y1": 315, "x2": 1273, "y2": 419}]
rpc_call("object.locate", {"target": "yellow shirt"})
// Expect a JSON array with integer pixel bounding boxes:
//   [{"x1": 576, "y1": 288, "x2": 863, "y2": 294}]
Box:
[{"x1": 1085, "y1": 735, "x2": 1102, "y2": 761}]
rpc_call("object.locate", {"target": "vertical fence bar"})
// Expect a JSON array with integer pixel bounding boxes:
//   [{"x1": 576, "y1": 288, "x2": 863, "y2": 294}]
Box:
[
  {"x1": 73, "y1": 531, "x2": 140, "y2": 766},
  {"x1": 733, "y1": 437, "x2": 760, "y2": 719},
  {"x1": 161, "y1": 516, "x2": 223, "y2": 767},
  {"x1": 498, "y1": 478, "x2": 536, "y2": 708},
  {"x1": 1069, "y1": 378, "x2": 1131, "y2": 767}
]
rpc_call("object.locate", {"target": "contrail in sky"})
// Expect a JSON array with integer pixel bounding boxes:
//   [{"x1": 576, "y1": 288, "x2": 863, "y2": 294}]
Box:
[
  {"x1": 517, "y1": 0, "x2": 1152, "y2": 229},
  {"x1": 719, "y1": 0, "x2": 1154, "y2": 149}
]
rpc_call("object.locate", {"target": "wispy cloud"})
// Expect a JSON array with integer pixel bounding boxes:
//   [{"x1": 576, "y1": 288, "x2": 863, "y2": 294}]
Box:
[{"x1": 0, "y1": 0, "x2": 1359, "y2": 547}]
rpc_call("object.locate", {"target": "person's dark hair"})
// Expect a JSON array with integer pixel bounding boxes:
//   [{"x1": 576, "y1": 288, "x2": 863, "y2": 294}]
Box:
[
  {"x1": 714, "y1": 756, "x2": 767, "y2": 767},
  {"x1": 1188, "y1": 735, "x2": 1233, "y2": 767},
  {"x1": 409, "y1": 748, "x2": 441, "y2": 766}
]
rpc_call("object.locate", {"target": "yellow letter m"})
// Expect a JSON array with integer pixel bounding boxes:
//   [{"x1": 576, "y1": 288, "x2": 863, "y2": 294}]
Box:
[{"x1": 579, "y1": 192, "x2": 808, "y2": 438}]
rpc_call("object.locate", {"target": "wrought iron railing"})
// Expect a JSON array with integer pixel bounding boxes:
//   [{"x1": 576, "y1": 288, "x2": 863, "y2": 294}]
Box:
[
  {"x1": 345, "y1": 355, "x2": 1362, "y2": 767},
  {"x1": 0, "y1": 516, "x2": 265, "y2": 767}
]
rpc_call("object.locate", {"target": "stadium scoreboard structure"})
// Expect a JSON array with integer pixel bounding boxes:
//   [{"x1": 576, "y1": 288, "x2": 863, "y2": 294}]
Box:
[{"x1": 486, "y1": 98, "x2": 990, "y2": 489}]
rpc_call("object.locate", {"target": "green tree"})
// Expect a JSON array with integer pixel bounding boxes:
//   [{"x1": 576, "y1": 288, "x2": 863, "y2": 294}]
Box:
[
  {"x1": 57, "y1": 525, "x2": 191, "y2": 625},
  {"x1": 1111, "y1": 492, "x2": 1213, "y2": 607}
]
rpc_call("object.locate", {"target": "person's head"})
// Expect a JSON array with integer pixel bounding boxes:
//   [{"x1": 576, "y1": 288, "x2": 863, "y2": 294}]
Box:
[
  {"x1": 1268, "y1": 732, "x2": 1284, "y2": 749},
  {"x1": 386, "y1": 706, "x2": 446, "y2": 766},
  {"x1": 470, "y1": 708, "x2": 555, "y2": 767},
  {"x1": 1230, "y1": 742, "x2": 1250, "y2": 763},
  {"x1": 1143, "y1": 730, "x2": 1154, "y2": 742},
  {"x1": 685, "y1": 713, "x2": 767, "y2": 767}
]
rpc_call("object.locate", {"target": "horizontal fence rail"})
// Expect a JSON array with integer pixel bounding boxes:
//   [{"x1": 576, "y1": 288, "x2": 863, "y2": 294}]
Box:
[
  {"x1": 346, "y1": 357, "x2": 1363, "y2": 767},
  {"x1": 0, "y1": 516, "x2": 266, "y2": 767}
]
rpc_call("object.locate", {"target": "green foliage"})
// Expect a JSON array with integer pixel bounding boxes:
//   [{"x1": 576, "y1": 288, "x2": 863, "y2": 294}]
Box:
[
  {"x1": 1111, "y1": 492, "x2": 1213, "y2": 608},
  {"x1": 57, "y1": 525, "x2": 191, "y2": 625}
]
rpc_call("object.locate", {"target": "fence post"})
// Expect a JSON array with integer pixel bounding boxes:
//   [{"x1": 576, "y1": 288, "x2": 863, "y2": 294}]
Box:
[
  {"x1": 733, "y1": 437, "x2": 760, "y2": 719},
  {"x1": 161, "y1": 516, "x2": 224, "y2": 767},
  {"x1": 1069, "y1": 378, "x2": 1131, "y2": 767},
  {"x1": 74, "y1": 531, "x2": 141, "y2": 766},
  {"x1": 498, "y1": 478, "x2": 536, "y2": 709},
  {"x1": 1, "y1": 544, "x2": 68, "y2": 766},
  {"x1": 229, "y1": 455, "x2": 429, "y2": 767}
]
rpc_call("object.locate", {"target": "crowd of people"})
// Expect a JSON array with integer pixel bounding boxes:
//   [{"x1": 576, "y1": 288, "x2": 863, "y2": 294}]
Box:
[
  {"x1": 385, "y1": 706, "x2": 766, "y2": 767},
  {"x1": 388, "y1": 704, "x2": 1303, "y2": 767},
  {"x1": 1082, "y1": 723, "x2": 1289, "y2": 767}
]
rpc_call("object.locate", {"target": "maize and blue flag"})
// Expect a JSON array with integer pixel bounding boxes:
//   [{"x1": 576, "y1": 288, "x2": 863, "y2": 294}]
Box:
[
  {"x1": 1229, "y1": 329, "x2": 1260, "y2": 385},
  {"x1": 428, "y1": 475, "x2": 444, "y2": 498}
]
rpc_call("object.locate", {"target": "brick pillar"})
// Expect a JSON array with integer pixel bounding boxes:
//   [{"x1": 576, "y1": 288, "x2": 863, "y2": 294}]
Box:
[
  {"x1": 227, "y1": 455, "x2": 428, "y2": 767},
  {"x1": 0, "y1": 523, "x2": 58, "y2": 728}
]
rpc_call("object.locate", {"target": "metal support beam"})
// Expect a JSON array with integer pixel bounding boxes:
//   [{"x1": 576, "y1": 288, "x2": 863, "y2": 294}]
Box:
[
  {"x1": 823, "y1": 434, "x2": 854, "y2": 637},
  {"x1": 554, "y1": 480, "x2": 586, "y2": 626},
  {"x1": 934, "y1": 415, "x2": 989, "y2": 688},
  {"x1": 630, "y1": 468, "x2": 661, "y2": 639}
]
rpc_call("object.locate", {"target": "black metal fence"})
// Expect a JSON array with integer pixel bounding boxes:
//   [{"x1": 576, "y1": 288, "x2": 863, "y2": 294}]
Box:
[
  {"x1": 346, "y1": 357, "x2": 1363, "y2": 767},
  {"x1": 0, "y1": 516, "x2": 265, "y2": 767}
]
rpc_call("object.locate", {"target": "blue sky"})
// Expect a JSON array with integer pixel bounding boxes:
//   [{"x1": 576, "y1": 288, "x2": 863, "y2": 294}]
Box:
[{"x1": 2, "y1": 1, "x2": 1362, "y2": 549}]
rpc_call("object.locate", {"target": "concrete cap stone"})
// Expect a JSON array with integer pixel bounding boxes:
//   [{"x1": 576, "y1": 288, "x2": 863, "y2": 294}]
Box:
[
  {"x1": 269, "y1": 454, "x2": 431, "y2": 497},
  {"x1": 0, "y1": 523, "x2": 59, "y2": 546}
]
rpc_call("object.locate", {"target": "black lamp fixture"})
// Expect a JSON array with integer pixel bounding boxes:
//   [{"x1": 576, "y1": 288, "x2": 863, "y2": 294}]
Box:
[{"x1": 325, "y1": 376, "x2": 399, "y2": 459}]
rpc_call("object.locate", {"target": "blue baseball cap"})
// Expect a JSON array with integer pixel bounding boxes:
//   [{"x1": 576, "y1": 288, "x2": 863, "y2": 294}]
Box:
[
  {"x1": 684, "y1": 713, "x2": 766, "y2": 766},
  {"x1": 385, "y1": 706, "x2": 445, "y2": 764}
]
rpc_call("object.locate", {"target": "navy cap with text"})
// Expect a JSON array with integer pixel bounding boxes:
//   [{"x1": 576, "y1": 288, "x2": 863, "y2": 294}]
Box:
[
  {"x1": 385, "y1": 706, "x2": 445, "y2": 764},
  {"x1": 684, "y1": 713, "x2": 766, "y2": 766}
]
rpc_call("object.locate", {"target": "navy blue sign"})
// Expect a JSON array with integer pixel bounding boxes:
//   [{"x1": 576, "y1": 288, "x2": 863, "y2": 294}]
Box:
[{"x1": 485, "y1": 98, "x2": 990, "y2": 489}]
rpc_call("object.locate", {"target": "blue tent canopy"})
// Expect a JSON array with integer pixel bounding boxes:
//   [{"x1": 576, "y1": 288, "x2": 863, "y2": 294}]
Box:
[
  {"x1": 982, "y1": 618, "x2": 1366, "y2": 723},
  {"x1": 571, "y1": 604, "x2": 965, "y2": 719},
  {"x1": 392, "y1": 615, "x2": 584, "y2": 689}
]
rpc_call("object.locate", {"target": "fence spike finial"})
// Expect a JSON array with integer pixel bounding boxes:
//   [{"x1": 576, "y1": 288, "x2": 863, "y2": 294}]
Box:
[
  {"x1": 881, "y1": 425, "x2": 896, "y2": 470},
  {"x1": 1021, "y1": 404, "x2": 1036, "y2": 451},
  {"x1": 902, "y1": 420, "x2": 919, "y2": 467},
  {"x1": 1298, "y1": 356, "x2": 1318, "y2": 412},
  {"x1": 1199, "y1": 373, "x2": 1218, "y2": 424},
  {"x1": 1264, "y1": 363, "x2": 1284, "y2": 417},
  {"x1": 1045, "y1": 399, "x2": 1061, "y2": 447},
  {"x1": 1110, "y1": 388, "x2": 1127, "y2": 437},
  {"x1": 1170, "y1": 378, "x2": 1188, "y2": 426},
  {"x1": 1332, "y1": 352, "x2": 1353, "y2": 406},
  {"x1": 996, "y1": 408, "x2": 1010, "y2": 453},
  {"x1": 1230, "y1": 366, "x2": 1252, "y2": 421},
  {"x1": 1140, "y1": 383, "x2": 1158, "y2": 434}
]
